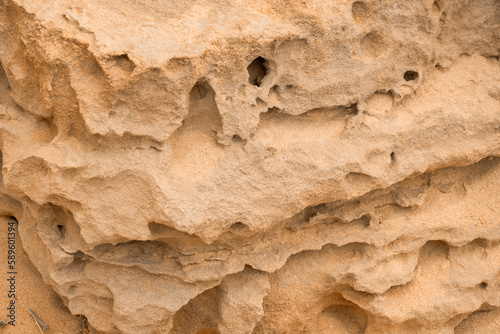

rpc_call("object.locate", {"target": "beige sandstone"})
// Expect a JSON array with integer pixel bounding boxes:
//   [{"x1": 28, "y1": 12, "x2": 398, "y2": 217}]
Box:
[{"x1": 0, "y1": 0, "x2": 499, "y2": 333}]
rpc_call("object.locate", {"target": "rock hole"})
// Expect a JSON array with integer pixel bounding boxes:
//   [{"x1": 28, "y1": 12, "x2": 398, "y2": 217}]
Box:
[
  {"x1": 192, "y1": 83, "x2": 208, "y2": 100},
  {"x1": 303, "y1": 203, "x2": 327, "y2": 223},
  {"x1": 472, "y1": 238, "x2": 489, "y2": 248},
  {"x1": 479, "y1": 282, "x2": 488, "y2": 289},
  {"x1": 57, "y1": 224, "x2": 66, "y2": 237},
  {"x1": 73, "y1": 251, "x2": 88, "y2": 261},
  {"x1": 111, "y1": 54, "x2": 136, "y2": 73},
  {"x1": 38, "y1": 116, "x2": 59, "y2": 143},
  {"x1": 347, "y1": 103, "x2": 359, "y2": 115},
  {"x1": 440, "y1": 11, "x2": 447, "y2": 23},
  {"x1": 247, "y1": 56, "x2": 267, "y2": 87},
  {"x1": 352, "y1": 214, "x2": 371, "y2": 228},
  {"x1": 148, "y1": 222, "x2": 176, "y2": 236},
  {"x1": 232, "y1": 135, "x2": 245, "y2": 143},
  {"x1": 390, "y1": 152, "x2": 396, "y2": 163},
  {"x1": 404, "y1": 71, "x2": 419, "y2": 81},
  {"x1": 318, "y1": 303, "x2": 368, "y2": 334},
  {"x1": 269, "y1": 85, "x2": 281, "y2": 100},
  {"x1": 229, "y1": 222, "x2": 247, "y2": 233},
  {"x1": 169, "y1": 81, "x2": 224, "y2": 180}
]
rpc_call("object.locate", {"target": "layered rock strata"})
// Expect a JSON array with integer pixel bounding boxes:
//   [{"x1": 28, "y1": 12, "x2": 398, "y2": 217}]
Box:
[{"x1": 0, "y1": 0, "x2": 499, "y2": 333}]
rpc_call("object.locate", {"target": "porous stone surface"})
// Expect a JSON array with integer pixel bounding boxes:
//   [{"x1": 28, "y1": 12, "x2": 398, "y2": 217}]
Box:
[{"x1": 0, "y1": 0, "x2": 499, "y2": 333}]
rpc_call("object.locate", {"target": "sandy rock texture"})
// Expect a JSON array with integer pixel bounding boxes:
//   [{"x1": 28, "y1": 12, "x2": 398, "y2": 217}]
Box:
[{"x1": 0, "y1": 0, "x2": 499, "y2": 333}]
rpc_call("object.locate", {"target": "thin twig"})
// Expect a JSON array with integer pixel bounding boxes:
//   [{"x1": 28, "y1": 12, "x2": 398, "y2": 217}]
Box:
[{"x1": 27, "y1": 308, "x2": 49, "y2": 332}]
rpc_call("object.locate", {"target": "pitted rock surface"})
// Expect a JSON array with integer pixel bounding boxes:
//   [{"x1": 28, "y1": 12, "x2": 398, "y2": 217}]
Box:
[{"x1": 0, "y1": 0, "x2": 499, "y2": 333}]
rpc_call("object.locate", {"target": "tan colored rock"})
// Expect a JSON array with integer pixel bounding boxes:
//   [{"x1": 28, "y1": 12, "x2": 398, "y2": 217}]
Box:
[
  {"x1": 218, "y1": 267, "x2": 270, "y2": 334},
  {"x1": 363, "y1": 92, "x2": 394, "y2": 117},
  {"x1": 0, "y1": 0, "x2": 499, "y2": 333}
]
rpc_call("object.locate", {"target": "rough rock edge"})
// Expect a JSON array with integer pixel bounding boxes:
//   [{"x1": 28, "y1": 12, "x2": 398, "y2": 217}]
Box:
[{"x1": 0, "y1": 0, "x2": 499, "y2": 333}]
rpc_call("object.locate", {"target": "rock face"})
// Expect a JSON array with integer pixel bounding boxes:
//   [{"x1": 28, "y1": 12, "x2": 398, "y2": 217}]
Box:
[{"x1": 0, "y1": 0, "x2": 499, "y2": 333}]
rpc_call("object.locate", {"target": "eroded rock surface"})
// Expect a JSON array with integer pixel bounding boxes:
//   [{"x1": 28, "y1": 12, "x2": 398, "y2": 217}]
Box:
[{"x1": 0, "y1": 0, "x2": 499, "y2": 333}]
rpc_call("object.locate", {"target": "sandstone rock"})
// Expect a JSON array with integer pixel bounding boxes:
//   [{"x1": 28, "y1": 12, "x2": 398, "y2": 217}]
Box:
[
  {"x1": 0, "y1": 0, "x2": 499, "y2": 333},
  {"x1": 218, "y1": 267, "x2": 270, "y2": 334}
]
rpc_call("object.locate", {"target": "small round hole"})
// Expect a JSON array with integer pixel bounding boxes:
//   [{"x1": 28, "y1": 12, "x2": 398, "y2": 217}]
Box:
[
  {"x1": 404, "y1": 71, "x2": 419, "y2": 81},
  {"x1": 247, "y1": 57, "x2": 267, "y2": 87},
  {"x1": 57, "y1": 224, "x2": 66, "y2": 237},
  {"x1": 479, "y1": 282, "x2": 488, "y2": 289}
]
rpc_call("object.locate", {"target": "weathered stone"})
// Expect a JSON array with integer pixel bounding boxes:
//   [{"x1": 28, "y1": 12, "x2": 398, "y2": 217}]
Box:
[{"x1": 0, "y1": 0, "x2": 499, "y2": 333}]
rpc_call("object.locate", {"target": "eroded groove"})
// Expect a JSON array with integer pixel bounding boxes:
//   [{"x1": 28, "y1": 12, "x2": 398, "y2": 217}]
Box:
[{"x1": 1, "y1": 1, "x2": 499, "y2": 332}]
